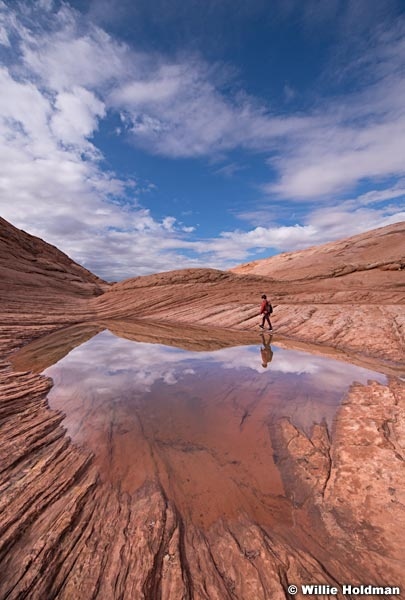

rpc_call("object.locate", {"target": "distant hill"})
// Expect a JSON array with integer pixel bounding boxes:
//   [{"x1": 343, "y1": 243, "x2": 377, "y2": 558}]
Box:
[{"x1": 230, "y1": 222, "x2": 405, "y2": 285}]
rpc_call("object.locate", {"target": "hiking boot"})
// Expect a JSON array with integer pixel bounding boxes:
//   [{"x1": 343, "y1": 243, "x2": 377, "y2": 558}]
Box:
[{"x1": 259, "y1": 325, "x2": 264, "y2": 329}]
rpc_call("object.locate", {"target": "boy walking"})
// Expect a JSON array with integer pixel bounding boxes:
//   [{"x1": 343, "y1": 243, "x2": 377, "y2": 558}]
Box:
[{"x1": 259, "y1": 294, "x2": 273, "y2": 331}]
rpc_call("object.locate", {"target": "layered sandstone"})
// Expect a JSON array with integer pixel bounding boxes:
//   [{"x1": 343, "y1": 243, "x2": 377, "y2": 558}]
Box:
[
  {"x1": 0, "y1": 216, "x2": 108, "y2": 327},
  {"x1": 230, "y1": 221, "x2": 405, "y2": 283},
  {"x1": 0, "y1": 217, "x2": 404, "y2": 599},
  {"x1": 1, "y1": 216, "x2": 404, "y2": 364},
  {"x1": 90, "y1": 268, "x2": 405, "y2": 365},
  {"x1": 80, "y1": 222, "x2": 404, "y2": 366},
  {"x1": 1, "y1": 321, "x2": 404, "y2": 599}
]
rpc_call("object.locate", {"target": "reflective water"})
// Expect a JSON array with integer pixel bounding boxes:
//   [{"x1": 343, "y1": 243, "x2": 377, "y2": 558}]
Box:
[
  {"x1": 39, "y1": 329, "x2": 387, "y2": 527},
  {"x1": 44, "y1": 330, "x2": 387, "y2": 435}
]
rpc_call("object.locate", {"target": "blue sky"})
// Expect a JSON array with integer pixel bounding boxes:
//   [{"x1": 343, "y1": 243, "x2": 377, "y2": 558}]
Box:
[{"x1": 0, "y1": 0, "x2": 404, "y2": 280}]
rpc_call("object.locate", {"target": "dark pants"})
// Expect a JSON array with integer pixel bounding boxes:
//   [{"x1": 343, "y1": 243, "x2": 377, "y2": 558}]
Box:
[{"x1": 261, "y1": 313, "x2": 272, "y2": 329}]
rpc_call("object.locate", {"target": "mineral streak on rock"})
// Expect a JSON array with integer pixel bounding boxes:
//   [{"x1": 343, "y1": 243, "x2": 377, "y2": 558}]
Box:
[{"x1": 0, "y1": 216, "x2": 404, "y2": 598}]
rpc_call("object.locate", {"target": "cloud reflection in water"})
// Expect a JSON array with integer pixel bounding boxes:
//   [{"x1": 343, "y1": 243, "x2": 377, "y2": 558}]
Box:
[{"x1": 44, "y1": 329, "x2": 386, "y2": 405}]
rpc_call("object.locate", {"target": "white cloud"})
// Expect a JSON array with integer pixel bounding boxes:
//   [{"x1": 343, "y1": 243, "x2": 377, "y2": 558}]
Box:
[
  {"x1": 214, "y1": 162, "x2": 246, "y2": 178},
  {"x1": 38, "y1": 0, "x2": 54, "y2": 9},
  {"x1": 113, "y1": 73, "x2": 315, "y2": 159},
  {"x1": 0, "y1": 5, "x2": 10, "y2": 46},
  {"x1": 303, "y1": 202, "x2": 405, "y2": 244},
  {"x1": 196, "y1": 176, "x2": 405, "y2": 262},
  {"x1": 0, "y1": 67, "x2": 53, "y2": 153},
  {"x1": 18, "y1": 7, "x2": 131, "y2": 92},
  {"x1": 267, "y1": 114, "x2": 405, "y2": 199},
  {"x1": 0, "y1": 3, "x2": 204, "y2": 279},
  {"x1": 0, "y1": 0, "x2": 404, "y2": 280},
  {"x1": 263, "y1": 18, "x2": 405, "y2": 199},
  {"x1": 51, "y1": 87, "x2": 105, "y2": 148},
  {"x1": 353, "y1": 182, "x2": 405, "y2": 205},
  {"x1": 193, "y1": 225, "x2": 318, "y2": 261},
  {"x1": 110, "y1": 65, "x2": 183, "y2": 105},
  {"x1": 104, "y1": 13, "x2": 405, "y2": 203}
]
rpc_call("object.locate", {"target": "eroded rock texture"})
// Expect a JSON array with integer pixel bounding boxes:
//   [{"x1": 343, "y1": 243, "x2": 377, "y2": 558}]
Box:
[
  {"x1": 91, "y1": 266, "x2": 405, "y2": 365},
  {"x1": 0, "y1": 216, "x2": 108, "y2": 328},
  {"x1": 0, "y1": 217, "x2": 404, "y2": 598},
  {"x1": 1, "y1": 216, "x2": 404, "y2": 365},
  {"x1": 230, "y1": 221, "x2": 405, "y2": 283},
  {"x1": 2, "y1": 323, "x2": 405, "y2": 599}
]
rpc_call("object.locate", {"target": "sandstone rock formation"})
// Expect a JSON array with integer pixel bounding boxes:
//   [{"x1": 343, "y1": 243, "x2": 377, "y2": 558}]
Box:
[
  {"x1": 0, "y1": 216, "x2": 109, "y2": 328},
  {"x1": 1, "y1": 216, "x2": 404, "y2": 365},
  {"x1": 2, "y1": 322, "x2": 404, "y2": 599},
  {"x1": 230, "y1": 222, "x2": 405, "y2": 282},
  {"x1": 90, "y1": 261, "x2": 405, "y2": 365},
  {"x1": 0, "y1": 216, "x2": 404, "y2": 599}
]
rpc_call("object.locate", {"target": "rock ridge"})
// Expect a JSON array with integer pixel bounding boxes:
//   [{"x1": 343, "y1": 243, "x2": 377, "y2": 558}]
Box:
[{"x1": 0, "y1": 216, "x2": 404, "y2": 597}]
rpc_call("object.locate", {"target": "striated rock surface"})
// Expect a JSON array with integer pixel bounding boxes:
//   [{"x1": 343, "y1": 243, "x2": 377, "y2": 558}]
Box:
[
  {"x1": 76, "y1": 222, "x2": 405, "y2": 366},
  {"x1": 0, "y1": 216, "x2": 109, "y2": 327},
  {"x1": 0, "y1": 216, "x2": 404, "y2": 598},
  {"x1": 230, "y1": 221, "x2": 405, "y2": 283},
  {"x1": 0, "y1": 215, "x2": 404, "y2": 364},
  {"x1": 90, "y1": 267, "x2": 405, "y2": 365},
  {"x1": 1, "y1": 322, "x2": 404, "y2": 599}
]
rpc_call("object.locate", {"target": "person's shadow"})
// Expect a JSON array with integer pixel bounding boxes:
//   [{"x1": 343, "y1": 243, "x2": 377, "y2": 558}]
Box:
[{"x1": 260, "y1": 333, "x2": 273, "y2": 368}]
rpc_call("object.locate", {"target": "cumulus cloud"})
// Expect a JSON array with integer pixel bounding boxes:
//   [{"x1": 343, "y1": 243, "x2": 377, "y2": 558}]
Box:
[
  {"x1": 189, "y1": 225, "x2": 318, "y2": 263},
  {"x1": 106, "y1": 9, "x2": 405, "y2": 204},
  {"x1": 18, "y1": 6, "x2": 131, "y2": 92},
  {"x1": 0, "y1": 2, "x2": 204, "y2": 278},
  {"x1": 0, "y1": 0, "x2": 404, "y2": 280},
  {"x1": 230, "y1": 183, "x2": 405, "y2": 259},
  {"x1": 112, "y1": 69, "x2": 315, "y2": 159},
  {"x1": 51, "y1": 87, "x2": 105, "y2": 148}
]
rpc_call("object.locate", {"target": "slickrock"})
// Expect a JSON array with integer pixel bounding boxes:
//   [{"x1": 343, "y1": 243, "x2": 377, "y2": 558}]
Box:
[
  {"x1": 90, "y1": 265, "x2": 405, "y2": 365},
  {"x1": 270, "y1": 377, "x2": 405, "y2": 586},
  {"x1": 0, "y1": 216, "x2": 404, "y2": 598},
  {"x1": 230, "y1": 222, "x2": 405, "y2": 283},
  {"x1": 1, "y1": 215, "x2": 404, "y2": 363},
  {"x1": 11, "y1": 319, "x2": 404, "y2": 378},
  {"x1": 0, "y1": 342, "x2": 99, "y2": 600},
  {"x1": 10, "y1": 323, "x2": 105, "y2": 374},
  {"x1": 0, "y1": 216, "x2": 108, "y2": 327},
  {"x1": 2, "y1": 321, "x2": 404, "y2": 599}
]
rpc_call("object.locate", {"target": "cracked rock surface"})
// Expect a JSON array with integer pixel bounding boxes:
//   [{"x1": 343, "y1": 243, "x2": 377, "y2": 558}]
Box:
[{"x1": 0, "y1": 217, "x2": 404, "y2": 598}]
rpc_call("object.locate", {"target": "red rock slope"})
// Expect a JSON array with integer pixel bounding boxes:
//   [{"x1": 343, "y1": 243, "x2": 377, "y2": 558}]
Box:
[
  {"x1": 0, "y1": 216, "x2": 109, "y2": 327},
  {"x1": 230, "y1": 221, "x2": 405, "y2": 283},
  {"x1": 91, "y1": 222, "x2": 405, "y2": 365},
  {"x1": 0, "y1": 217, "x2": 404, "y2": 599},
  {"x1": 1, "y1": 322, "x2": 404, "y2": 599},
  {"x1": 1, "y1": 215, "x2": 403, "y2": 364}
]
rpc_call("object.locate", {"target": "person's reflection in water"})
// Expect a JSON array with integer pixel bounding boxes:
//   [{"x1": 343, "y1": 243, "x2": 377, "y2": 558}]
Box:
[{"x1": 260, "y1": 333, "x2": 273, "y2": 368}]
